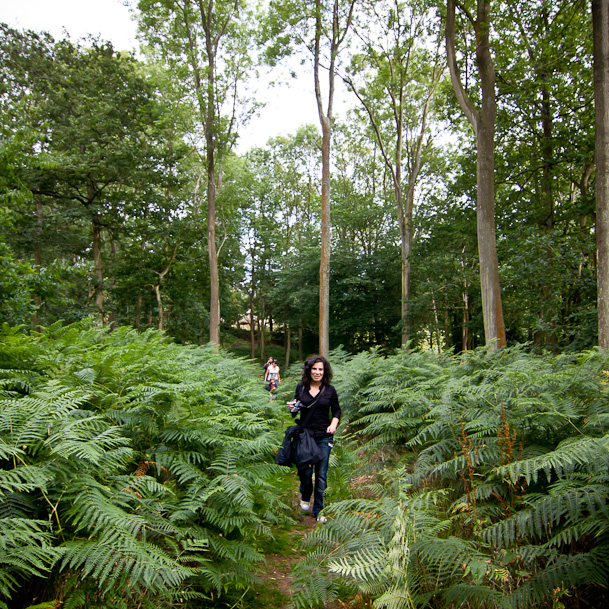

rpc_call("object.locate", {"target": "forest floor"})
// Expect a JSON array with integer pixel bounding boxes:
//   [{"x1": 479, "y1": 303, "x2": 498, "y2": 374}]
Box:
[
  {"x1": 254, "y1": 510, "x2": 317, "y2": 609},
  {"x1": 254, "y1": 509, "x2": 363, "y2": 609},
  {"x1": 251, "y1": 475, "x2": 377, "y2": 609}
]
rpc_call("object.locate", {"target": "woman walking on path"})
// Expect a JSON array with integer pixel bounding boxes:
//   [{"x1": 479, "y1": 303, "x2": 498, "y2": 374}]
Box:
[
  {"x1": 289, "y1": 355, "x2": 340, "y2": 523},
  {"x1": 265, "y1": 359, "x2": 281, "y2": 395}
]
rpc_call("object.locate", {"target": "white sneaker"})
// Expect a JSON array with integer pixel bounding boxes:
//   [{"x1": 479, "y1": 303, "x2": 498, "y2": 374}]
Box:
[
  {"x1": 317, "y1": 515, "x2": 328, "y2": 524},
  {"x1": 300, "y1": 500, "x2": 310, "y2": 511}
]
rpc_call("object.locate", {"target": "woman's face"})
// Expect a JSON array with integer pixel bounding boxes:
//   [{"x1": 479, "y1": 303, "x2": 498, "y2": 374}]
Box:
[{"x1": 311, "y1": 361, "x2": 324, "y2": 383}]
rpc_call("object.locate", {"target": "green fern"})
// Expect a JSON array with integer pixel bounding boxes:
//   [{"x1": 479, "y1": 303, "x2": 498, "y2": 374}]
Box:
[
  {"x1": 0, "y1": 518, "x2": 60, "y2": 598},
  {"x1": 0, "y1": 321, "x2": 292, "y2": 608},
  {"x1": 289, "y1": 345, "x2": 609, "y2": 609}
]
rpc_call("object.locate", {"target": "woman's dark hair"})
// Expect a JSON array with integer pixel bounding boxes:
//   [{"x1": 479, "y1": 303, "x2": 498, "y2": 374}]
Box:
[{"x1": 301, "y1": 355, "x2": 333, "y2": 386}]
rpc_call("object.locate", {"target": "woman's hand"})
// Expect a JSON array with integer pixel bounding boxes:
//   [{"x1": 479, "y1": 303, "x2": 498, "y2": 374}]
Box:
[{"x1": 326, "y1": 417, "x2": 339, "y2": 434}]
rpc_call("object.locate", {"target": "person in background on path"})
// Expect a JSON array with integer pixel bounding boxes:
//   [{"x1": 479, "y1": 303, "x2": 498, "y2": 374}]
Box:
[
  {"x1": 289, "y1": 355, "x2": 340, "y2": 523},
  {"x1": 263, "y1": 356, "x2": 273, "y2": 372},
  {"x1": 265, "y1": 359, "x2": 280, "y2": 391}
]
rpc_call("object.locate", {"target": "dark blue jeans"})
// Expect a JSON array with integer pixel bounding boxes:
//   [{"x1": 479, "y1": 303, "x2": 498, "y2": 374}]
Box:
[{"x1": 299, "y1": 436, "x2": 333, "y2": 517}]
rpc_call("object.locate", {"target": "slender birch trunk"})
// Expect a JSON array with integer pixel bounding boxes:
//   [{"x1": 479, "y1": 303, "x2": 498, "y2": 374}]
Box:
[{"x1": 593, "y1": 0, "x2": 609, "y2": 348}]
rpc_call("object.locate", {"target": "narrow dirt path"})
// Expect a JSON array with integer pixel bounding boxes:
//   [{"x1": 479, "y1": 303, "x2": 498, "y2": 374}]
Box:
[
  {"x1": 252, "y1": 471, "x2": 378, "y2": 608},
  {"x1": 255, "y1": 510, "x2": 317, "y2": 609}
]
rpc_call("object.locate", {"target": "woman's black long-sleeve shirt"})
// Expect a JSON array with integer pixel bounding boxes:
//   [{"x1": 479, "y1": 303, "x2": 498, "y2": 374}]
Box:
[{"x1": 293, "y1": 382, "x2": 341, "y2": 438}]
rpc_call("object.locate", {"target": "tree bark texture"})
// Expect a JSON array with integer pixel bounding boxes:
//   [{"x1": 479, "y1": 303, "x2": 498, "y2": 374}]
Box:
[
  {"x1": 108, "y1": 234, "x2": 117, "y2": 331},
  {"x1": 207, "y1": 164, "x2": 220, "y2": 344},
  {"x1": 593, "y1": 0, "x2": 609, "y2": 348},
  {"x1": 203, "y1": 1, "x2": 221, "y2": 345},
  {"x1": 250, "y1": 269, "x2": 256, "y2": 361},
  {"x1": 298, "y1": 319, "x2": 303, "y2": 362},
  {"x1": 259, "y1": 300, "x2": 266, "y2": 362},
  {"x1": 402, "y1": 87, "x2": 434, "y2": 346},
  {"x1": 313, "y1": 0, "x2": 355, "y2": 357},
  {"x1": 314, "y1": 0, "x2": 333, "y2": 358},
  {"x1": 318, "y1": 117, "x2": 331, "y2": 357},
  {"x1": 152, "y1": 245, "x2": 179, "y2": 332},
  {"x1": 32, "y1": 197, "x2": 43, "y2": 329},
  {"x1": 446, "y1": 0, "x2": 506, "y2": 350},
  {"x1": 285, "y1": 325, "x2": 291, "y2": 370},
  {"x1": 92, "y1": 214, "x2": 104, "y2": 321},
  {"x1": 183, "y1": 0, "x2": 238, "y2": 346},
  {"x1": 135, "y1": 293, "x2": 142, "y2": 329}
]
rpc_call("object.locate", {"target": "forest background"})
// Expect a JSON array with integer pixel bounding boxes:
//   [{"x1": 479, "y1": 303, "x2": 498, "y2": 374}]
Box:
[
  {"x1": 1, "y1": 0, "x2": 600, "y2": 359},
  {"x1": 2, "y1": 1, "x2": 609, "y2": 609}
]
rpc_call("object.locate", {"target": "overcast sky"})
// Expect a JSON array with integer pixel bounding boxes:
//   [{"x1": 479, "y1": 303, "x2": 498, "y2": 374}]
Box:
[{"x1": 0, "y1": 0, "x2": 338, "y2": 152}]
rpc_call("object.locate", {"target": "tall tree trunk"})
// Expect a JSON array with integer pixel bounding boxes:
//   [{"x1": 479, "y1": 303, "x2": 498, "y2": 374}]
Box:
[
  {"x1": 399, "y1": 206, "x2": 410, "y2": 346},
  {"x1": 345, "y1": 45, "x2": 440, "y2": 348},
  {"x1": 135, "y1": 293, "x2": 142, "y2": 329},
  {"x1": 34, "y1": 197, "x2": 42, "y2": 268},
  {"x1": 285, "y1": 324, "x2": 291, "y2": 370},
  {"x1": 402, "y1": 85, "x2": 436, "y2": 345},
  {"x1": 313, "y1": 0, "x2": 356, "y2": 357},
  {"x1": 430, "y1": 286, "x2": 442, "y2": 353},
  {"x1": 108, "y1": 233, "x2": 117, "y2": 331},
  {"x1": 477, "y1": 102, "x2": 505, "y2": 350},
  {"x1": 393, "y1": 123, "x2": 407, "y2": 346},
  {"x1": 153, "y1": 285, "x2": 164, "y2": 331},
  {"x1": 91, "y1": 215, "x2": 104, "y2": 322},
  {"x1": 32, "y1": 197, "x2": 43, "y2": 329},
  {"x1": 88, "y1": 177, "x2": 105, "y2": 324},
  {"x1": 314, "y1": 0, "x2": 334, "y2": 358},
  {"x1": 152, "y1": 245, "x2": 179, "y2": 332},
  {"x1": 318, "y1": 116, "x2": 332, "y2": 357},
  {"x1": 446, "y1": 0, "x2": 506, "y2": 350},
  {"x1": 206, "y1": 80, "x2": 220, "y2": 345},
  {"x1": 298, "y1": 318, "x2": 303, "y2": 362},
  {"x1": 250, "y1": 282, "x2": 256, "y2": 361},
  {"x1": 259, "y1": 299, "x2": 266, "y2": 362},
  {"x1": 593, "y1": 0, "x2": 609, "y2": 348},
  {"x1": 182, "y1": 0, "x2": 224, "y2": 345},
  {"x1": 463, "y1": 284, "x2": 470, "y2": 351}
]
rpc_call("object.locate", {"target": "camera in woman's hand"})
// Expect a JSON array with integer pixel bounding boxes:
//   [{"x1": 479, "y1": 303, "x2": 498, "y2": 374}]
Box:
[{"x1": 288, "y1": 400, "x2": 302, "y2": 414}]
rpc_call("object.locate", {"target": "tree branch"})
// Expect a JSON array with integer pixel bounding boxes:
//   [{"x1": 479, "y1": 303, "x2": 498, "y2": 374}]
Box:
[{"x1": 446, "y1": 0, "x2": 478, "y2": 134}]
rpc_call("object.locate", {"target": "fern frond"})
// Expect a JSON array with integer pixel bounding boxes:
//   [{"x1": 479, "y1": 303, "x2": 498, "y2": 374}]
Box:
[
  {"x1": 496, "y1": 434, "x2": 609, "y2": 485},
  {"x1": 59, "y1": 538, "x2": 197, "y2": 592},
  {"x1": 443, "y1": 584, "x2": 506, "y2": 609},
  {"x1": 0, "y1": 518, "x2": 61, "y2": 597},
  {"x1": 0, "y1": 466, "x2": 48, "y2": 495},
  {"x1": 47, "y1": 421, "x2": 133, "y2": 465},
  {"x1": 507, "y1": 547, "x2": 609, "y2": 609}
]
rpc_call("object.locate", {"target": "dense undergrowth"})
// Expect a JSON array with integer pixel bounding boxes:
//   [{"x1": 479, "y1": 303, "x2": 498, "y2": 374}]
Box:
[
  {"x1": 2, "y1": 324, "x2": 609, "y2": 609},
  {"x1": 0, "y1": 321, "x2": 295, "y2": 609},
  {"x1": 292, "y1": 346, "x2": 609, "y2": 609}
]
